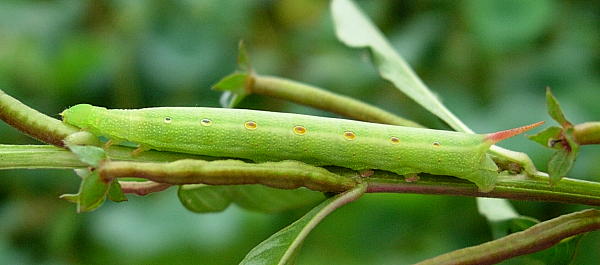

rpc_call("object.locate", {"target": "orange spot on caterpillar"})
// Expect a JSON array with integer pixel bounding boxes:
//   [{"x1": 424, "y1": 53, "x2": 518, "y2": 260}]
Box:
[
  {"x1": 485, "y1": 121, "x2": 545, "y2": 143},
  {"x1": 293, "y1": 125, "x2": 307, "y2": 135},
  {"x1": 343, "y1": 131, "x2": 356, "y2": 140},
  {"x1": 433, "y1": 141, "x2": 441, "y2": 147},
  {"x1": 200, "y1": 118, "x2": 212, "y2": 126},
  {"x1": 390, "y1": 136, "x2": 400, "y2": 144},
  {"x1": 244, "y1": 121, "x2": 257, "y2": 130}
]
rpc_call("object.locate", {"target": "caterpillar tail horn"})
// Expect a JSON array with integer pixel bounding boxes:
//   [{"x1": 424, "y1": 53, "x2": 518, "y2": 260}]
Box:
[{"x1": 485, "y1": 121, "x2": 545, "y2": 144}]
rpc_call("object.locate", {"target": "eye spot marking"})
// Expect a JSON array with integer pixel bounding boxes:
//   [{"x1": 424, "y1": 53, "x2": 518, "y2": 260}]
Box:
[
  {"x1": 244, "y1": 121, "x2": 257, "y2": 130},
  {"x1": 343, "y1": 131, "x2": 356, "y2": 140},
  {"x1": 200, "y1": 118, "x2": 212, "y2": 126},
  {"x1": 164, "y1": 117, "x2": 173, "y2": 123},
  {"x1": 433, "y1": 141, "x2": 441, "y2": 147},
  {"x1": 293, "y1": 125, "x2": 307, "y2": 135},
  {"x1": 390, "y1": 136, "x2": 400, "y2": 144}
]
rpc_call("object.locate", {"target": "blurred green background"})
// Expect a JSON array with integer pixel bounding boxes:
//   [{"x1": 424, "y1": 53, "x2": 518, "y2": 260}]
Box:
[{"x1": 0, "y1": 0, "x2": 598, "y2": 264}]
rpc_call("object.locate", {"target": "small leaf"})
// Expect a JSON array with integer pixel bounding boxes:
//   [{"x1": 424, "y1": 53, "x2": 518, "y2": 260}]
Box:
[
  {"x1": 527, "y1": 126, "x2": 562, "y2": 148},
  {"x1": 477, "y1": 198, "x2": 523, "y2": 238},
  {"x1": 548, "y1": 148, "x2": 576, "y2": 185},
  {"x1": 211, "y1": 73, "x2": 249, "y2": 108},
  {"x1": 240, "y1": 183, "x2": 366, "y2": 265},
  {"x1": 67, "y1": 145, "x2": 107, "y2": 167},
  {"x1": 177, "y1": 184, "x2": 232, "y2": 213},
  {"x1": 546, "y1": 87, "x2": 572, "y2": 128},
  {"x1": 77, "y1": 170, "x2": 112, "y2": 212},
  {"x1": 108, "y1": 180, "x2": 128, "y2": 202},
  {"x1": 230, "y1": 185, "x2": 325, "y2": 213},
  {"x1": 237, "y1": 40, "x2": 252, "y2": 72}
]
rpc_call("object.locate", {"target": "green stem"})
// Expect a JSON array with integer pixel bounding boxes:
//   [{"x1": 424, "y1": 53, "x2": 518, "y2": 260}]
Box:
[
  {"x1": 367, "y1": 173, "x2": 600, "y2": 206},
  {"x1": 574, "y1": 121, "x2": 600, "y2": 145},
  {"x1": 0, "y1": 89, "x2": 78, "y2": 147},
  {"x1": 251, "y1": 75, "x2": 424, "y2": 128},
  {"x1": 0, "y1": 144, "x2": 211, "y2": 169},
  {"x1": 416, "y1": 209, "x2": 600, "y2": 265},
  {"x1": 3, "y1": 145, "x2": 600, "y2": 205},
  {"x1": 98, "y1": 159, "x2": 358, "y2": 192}
]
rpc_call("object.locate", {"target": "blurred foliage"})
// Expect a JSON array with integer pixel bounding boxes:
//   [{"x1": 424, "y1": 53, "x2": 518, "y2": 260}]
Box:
[{"x1": 0, "y1": 0, "x2": 598, "y2": 264}]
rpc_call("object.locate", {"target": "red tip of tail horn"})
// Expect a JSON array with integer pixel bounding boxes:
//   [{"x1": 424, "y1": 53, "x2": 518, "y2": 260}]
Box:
[{"x1": 485, "y1": 121, "x2": 545, "y2": 143}]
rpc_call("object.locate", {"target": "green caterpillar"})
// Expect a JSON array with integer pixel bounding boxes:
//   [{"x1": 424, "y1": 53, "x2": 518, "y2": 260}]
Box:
[{"x1": 61, "y1": 104, "x2": 542, "y2": 191}]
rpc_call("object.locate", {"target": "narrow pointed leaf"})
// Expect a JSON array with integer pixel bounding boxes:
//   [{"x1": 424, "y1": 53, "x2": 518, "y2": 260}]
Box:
[
  {"x1": 212, "y1": 73, "x2": 249, "y2": 108},
  {"x1": 477, "y1": 198, "x2": 523, "y2": 238},
  {"x1": 546, "y1": 88, "x2": 572, "y2": 128},
  {"x1": 237, "y1": 40, "x2": 252, "y2": 72},
  {"x1": 548, "y1": 149, "x2": 576, "y2": 185},
  {"x1": 240, "y1": 183, "x2": 366, "y2": 265},
  {"x1": 528, "y1": 126, "x2": 562, "y2": 148},
  {"x1": 331, "y1": 0, "x2": 471, "y2": 133}
]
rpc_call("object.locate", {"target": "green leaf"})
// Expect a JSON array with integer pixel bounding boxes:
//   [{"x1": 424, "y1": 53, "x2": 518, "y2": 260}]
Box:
[
  {"x1": 546, "y1": 87, "x2": 572, "y2": 128},
  {"x1": 67, "y1": 145, "x2": 107, "y2": 167},
  {"x1": 528, "y1": 126, "x2": 562, "y2": 148},
  {"x1": 108, "y1": 180, "x2": 128, "y2": 202},
  {"x1": 237, "y1": 40, "x2": 252, "y2": 72},
  {"x1": 240, "y1": 183, "x2": 366, "y2": 265},
  {"x1": 548, "y1": 148, "x2": 576, "y2": 185},
  {"x1": 331, "y1": 0, "x2": 471, "y2": 133},
  {"x1": 212, "y1": 73, "x2": 249, "y2": 108},
  {"x1": 230, "y1": 185, "x2": 326, "y2": 213},
  {"x1": 477, "y1": 198, "x2": 524, "y2": 238},
  {"x1": 177, "y1": 184, "x2": 232, "y2": 213},
  {"x1": 76, "y1": 170, "x2": 112, "y2": 212},
  {"x1": 527, "y1": 235, "x2": 583, "y2": 265}
]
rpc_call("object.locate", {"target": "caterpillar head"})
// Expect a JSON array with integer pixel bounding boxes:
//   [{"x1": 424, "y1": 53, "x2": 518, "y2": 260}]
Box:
[{"x1": 61, "y1": 104, "x2": 95, "y2": 128}]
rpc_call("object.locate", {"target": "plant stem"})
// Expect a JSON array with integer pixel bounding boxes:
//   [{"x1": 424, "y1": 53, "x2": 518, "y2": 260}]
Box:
[
  {"x1": 0, "y1": 89, "x2": 78, "y2": 147},
  {"x1": 0, "y1": 145, "x2": 211, "y2": 169},
  {"x1": 251, "y1": 75, "x2": 424, "y2": 127},
  {"x1": 3, "y1": 144, "x2": 600, "y2": 205},
  {"x1": 574, "y1": 121, "x2": 600, "y2": 145},
  {"x1": 367, "y1": 173, "x2": 600, "y2": 206},
  {"x1": 98, "y1": 159, "x2": 358, "y2": 192},
  {"x1": 415, "y1": 209, "x2": 600, "y2": 265}
]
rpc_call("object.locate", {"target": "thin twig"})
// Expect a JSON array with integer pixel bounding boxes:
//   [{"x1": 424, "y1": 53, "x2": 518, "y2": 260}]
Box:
[{"x1": 416, "y1": 209, "x2": 600, "y2": 265}]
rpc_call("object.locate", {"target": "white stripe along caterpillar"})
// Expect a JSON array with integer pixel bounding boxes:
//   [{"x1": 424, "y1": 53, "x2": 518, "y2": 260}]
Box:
[{"x1": 61, "y1": 104, "x2": 543, "y2": 191}]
